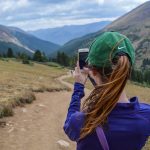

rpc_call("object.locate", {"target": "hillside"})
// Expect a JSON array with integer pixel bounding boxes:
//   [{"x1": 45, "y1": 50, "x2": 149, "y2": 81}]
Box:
[
  {"x1": 29, "y1": 21, "x2": 111, "y2": 45},
  {"x1": 0, "y1": 25, "x2": 60, "y2": 56},
  {"x1": 57, "y1": 1, "x2": 150, "y2": 69}
]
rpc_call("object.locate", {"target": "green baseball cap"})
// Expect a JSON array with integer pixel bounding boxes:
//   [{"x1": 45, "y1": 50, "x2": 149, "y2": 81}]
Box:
[{"x1": 86, "y1": 31, "x2": 135, "y2": 67}]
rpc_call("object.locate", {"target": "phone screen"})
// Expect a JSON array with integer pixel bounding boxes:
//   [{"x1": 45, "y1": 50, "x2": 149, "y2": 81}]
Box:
[{"x1": 79, "y1": 52, "x2": 88, "y2": 69}]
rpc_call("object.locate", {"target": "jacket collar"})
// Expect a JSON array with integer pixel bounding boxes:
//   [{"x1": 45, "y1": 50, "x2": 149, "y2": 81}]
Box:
[{"x1": 110, "y1": 96, "x2": 140, "y2": 115}]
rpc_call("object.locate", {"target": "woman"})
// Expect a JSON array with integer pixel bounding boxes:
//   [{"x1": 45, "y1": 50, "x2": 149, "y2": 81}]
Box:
[{"x1": 63, "y1": 31, "x2": 150, "y2": 150}]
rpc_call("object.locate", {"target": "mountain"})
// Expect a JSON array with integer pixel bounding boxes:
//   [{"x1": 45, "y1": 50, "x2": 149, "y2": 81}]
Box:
[
  {"x1": 0, "y1": 25, "x2": 60, "y2": 56},
  {"x1": 57, "y1": 1, "x2": 150, "y2": 69},
  {"x1": 29, "y1": 21, "x2": 111, "y2": 45}
]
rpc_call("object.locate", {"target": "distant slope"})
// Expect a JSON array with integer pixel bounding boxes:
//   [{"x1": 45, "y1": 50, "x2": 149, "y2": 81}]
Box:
[
  {"x1": 29, "y1": 21, "x2": 111, "y2": 45},
  {"x1": 57, "y1": 1, "x2": 150, "y2": 69},
  {"x1": 0, "y1": 25, "x2": 60, "y2": 56}
]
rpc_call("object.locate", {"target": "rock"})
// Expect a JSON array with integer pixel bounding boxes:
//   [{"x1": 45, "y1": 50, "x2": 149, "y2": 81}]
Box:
[
  {"x1": 6, "y1": 121, "x2": 13, "y2": 126},
  {"x1": 38, "y1": 104, "x2": 46, "y2": 108},
  {"x1": 22, "y1": 108, "x2": 27, "y2": 113},
  {"x1": 8, "y1": 127, "x2": 14, "y2": 133},
  {"x1": 57, "y1": 140, "x2": 70, "y2": 148}
]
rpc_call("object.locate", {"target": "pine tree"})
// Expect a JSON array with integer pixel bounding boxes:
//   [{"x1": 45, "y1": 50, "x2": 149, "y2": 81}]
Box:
[
  {"x1": 33, "y1": 50, "x2": 43, "y2": 62},
  {"x1": 144, "y1": 70, "x2": 150, "y2": 85},
  {"x1": 42, "y1": 52, "x2": 48, "y2": 62},
  {"x1": 56, "y1": 51, "x2": 61, "y2": 64},
  {"x1": 7, "y1": 48, "x2": 14, "y2": 58}
]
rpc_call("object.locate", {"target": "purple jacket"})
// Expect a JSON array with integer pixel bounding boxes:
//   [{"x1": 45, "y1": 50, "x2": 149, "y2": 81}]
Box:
[{"x1": 63, "y1": 83, "x2": 150, "y2": 150}]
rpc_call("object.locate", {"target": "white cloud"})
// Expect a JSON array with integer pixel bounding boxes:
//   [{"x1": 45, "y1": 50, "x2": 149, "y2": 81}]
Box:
[
  {"x1": 10, "y1": 17, "x2": 117, "y2": 31},
  {"x1": 96, "y1": 0, "x2": 104, "y2": 5},
  {"x1": 0, "y1": 0, "x2": 149, "y2": 30},
  {"x1": 1, "y1": 1, "x2": 13, "y2": 12},
  {"x1": 1, "y1": 0, "x2": 29, "y2": 12},
  {"x1": 17, "y1": 0, "x2": 29, "y2": 7}
]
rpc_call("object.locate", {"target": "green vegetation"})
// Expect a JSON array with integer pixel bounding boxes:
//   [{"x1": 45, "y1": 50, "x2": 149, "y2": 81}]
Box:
[
  {"x1": 54, "y1": 51, "x2": 77, "y2": 67},
  {"x1": 33, "y1": 50, "x2": 48, "y2": 62},
  {"x1": 7, "y1": 48, "x2": 14, "y2": 58},
  {"x1": 126, "y1": 33, "x2": 140, "y2": 42},
  {"x1": 141, "y1": 58, "x2": 150, "y2": 70},
  {"x1": 131, "y1": 68, "x2": 150, "y2": 87},
  {"x1": 56, "y1": 51, "x2": 70, "y2": 66},
  {"x1": 137, "y1": 39, "x2": 150, "y2": 50}
]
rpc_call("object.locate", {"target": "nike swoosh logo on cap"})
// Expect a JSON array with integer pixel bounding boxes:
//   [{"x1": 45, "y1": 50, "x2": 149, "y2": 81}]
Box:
[{"x1": 118, "y1": 46, "x2": 126, "y2": 50}]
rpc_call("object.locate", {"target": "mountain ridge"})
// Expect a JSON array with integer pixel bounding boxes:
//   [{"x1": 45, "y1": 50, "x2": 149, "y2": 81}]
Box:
[
  {"x1": 57, "y1": 1, "x2": 150, "y2": 69},
  {"x1": 29, "y1": 21, "x2": 111, "y2": 45},
  {"x1": 0, "y1": 24, "x2": 60, "y2": 56}
]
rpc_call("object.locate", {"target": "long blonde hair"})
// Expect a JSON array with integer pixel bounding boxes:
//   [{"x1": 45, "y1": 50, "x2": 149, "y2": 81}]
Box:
[{"x1": 80, "y1": 55, "x2": 131, "y2": 139}]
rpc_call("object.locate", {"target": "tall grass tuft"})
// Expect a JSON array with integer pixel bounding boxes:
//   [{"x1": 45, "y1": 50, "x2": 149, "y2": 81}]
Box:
[{"x1": 0, "y1": 91, "x2": 36, "y2": 118}]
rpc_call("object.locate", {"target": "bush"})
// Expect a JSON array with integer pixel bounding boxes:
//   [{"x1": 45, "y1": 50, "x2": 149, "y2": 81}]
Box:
[
  {"x1": 0, "y1": 104, "x2": 14, "y2": 118},
  {"x1": 22, "y1": 59, "x2": 34, "y2": 66},
  {"x1": 0, "y1": 58, "x2": 9, "y2": 62},
  {"x1": 0, "y1": 91, "x2": 36, "y2": 118},
  {"x1": 22, "y1": 59, "x2": 30, "y2": 64},
  {"x1": 18, "y1": 91, "x2": 36, "y2": 104}
]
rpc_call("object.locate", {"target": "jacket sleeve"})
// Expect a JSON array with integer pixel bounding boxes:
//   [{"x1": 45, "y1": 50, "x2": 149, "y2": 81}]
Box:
[{"x1": 63, "y1": 82, "x2": 85, "y2": 141}]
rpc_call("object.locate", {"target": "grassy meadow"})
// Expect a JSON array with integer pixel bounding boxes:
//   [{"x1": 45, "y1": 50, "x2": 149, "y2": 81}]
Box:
[{"x1": 0, "y1": 59, "x2": 68, "y2": 118}]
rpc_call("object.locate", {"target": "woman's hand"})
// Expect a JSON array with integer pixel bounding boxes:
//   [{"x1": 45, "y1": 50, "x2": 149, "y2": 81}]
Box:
[{"x1": 74, "y1": 61, "x2": 89, "y2": 85}]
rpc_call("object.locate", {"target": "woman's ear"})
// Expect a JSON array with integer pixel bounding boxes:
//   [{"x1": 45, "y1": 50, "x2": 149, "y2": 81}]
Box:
[{"x1": 90, "y1": 69, "x2": 102, "y2": 86}]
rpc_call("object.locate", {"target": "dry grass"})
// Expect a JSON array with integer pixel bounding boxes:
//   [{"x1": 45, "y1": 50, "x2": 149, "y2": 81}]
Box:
[
  {"x1": 0, "y1": 59, "x2": 68, "y2": 118},
  {"x1": 125, "y1": 81, "x2": 150, "y2": 103}
]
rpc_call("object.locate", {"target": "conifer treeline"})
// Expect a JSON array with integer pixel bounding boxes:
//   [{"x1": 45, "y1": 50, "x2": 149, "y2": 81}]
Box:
[
  {"x1": 0, "y1": 48, "x2": 48, "y2": 62},
  {"x1": 0, "y1": 48, "x2": 150, "y2": 86},
  {"x1": 141, "y1": 58, "x2": 150, "y2": 69},
  {"x1": 130, "y1": 69, "x2": 150, "y2": 85},
  {"x1": 55, "y1": 51, "x2": 77, "y2": 67}
]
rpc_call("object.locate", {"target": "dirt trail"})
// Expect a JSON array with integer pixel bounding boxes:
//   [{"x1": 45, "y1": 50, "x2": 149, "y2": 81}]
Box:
[{"x1": 0, "y1": 73, "x2": 90, "y2": 150}]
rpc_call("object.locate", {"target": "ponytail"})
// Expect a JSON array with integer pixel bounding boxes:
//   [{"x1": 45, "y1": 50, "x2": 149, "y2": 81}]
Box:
[{"x1": 80, "y1": 55, "x2": 131, "y2": 139}]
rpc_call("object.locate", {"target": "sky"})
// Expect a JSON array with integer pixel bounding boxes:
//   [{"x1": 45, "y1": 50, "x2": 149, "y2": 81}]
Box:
[{"x1": 0, "y1": 0, "x2": 149, "y2": 31}]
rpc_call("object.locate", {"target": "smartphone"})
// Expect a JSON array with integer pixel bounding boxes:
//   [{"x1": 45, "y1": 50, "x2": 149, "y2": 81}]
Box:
[
  {"x1": 78, "y1": 48, "x2": 97, "y2": 87},
  {"x1": 78, "y1": 48, "x2": 89, "y2": 69}
]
